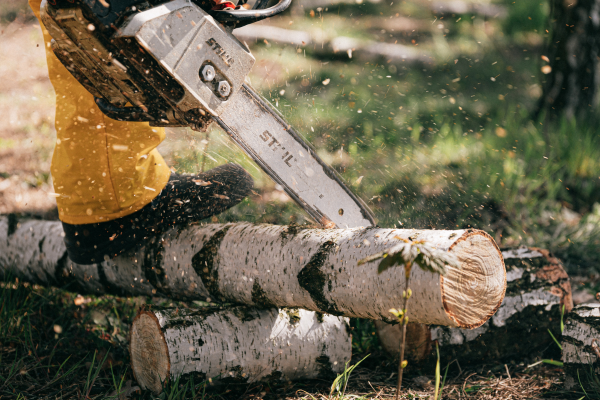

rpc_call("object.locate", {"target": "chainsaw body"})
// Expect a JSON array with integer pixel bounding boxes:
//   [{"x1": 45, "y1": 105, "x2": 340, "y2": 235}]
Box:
[
  {"x1": 41, "y1": 0, "x2": 376, "y2": 228},
  {"x1": 42, "y1": 0, "x2": 255, "y2": 130}
]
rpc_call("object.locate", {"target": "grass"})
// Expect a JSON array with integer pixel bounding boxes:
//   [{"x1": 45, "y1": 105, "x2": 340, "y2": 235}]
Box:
[
  {"x1": 0, "y1": 279, "x2": 580, "y2": 399},
  {"x1": 0, "y1": 279, "x2": 136, "y2": 399}
]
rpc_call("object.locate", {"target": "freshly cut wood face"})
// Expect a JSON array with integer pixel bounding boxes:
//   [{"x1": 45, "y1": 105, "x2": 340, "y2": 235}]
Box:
[
  {"x1": 130, "y1": 312, "x2": 170, "y2": 393},
  {"x1": 442, "y1": 232, "x2": 506, "y2": 328}
]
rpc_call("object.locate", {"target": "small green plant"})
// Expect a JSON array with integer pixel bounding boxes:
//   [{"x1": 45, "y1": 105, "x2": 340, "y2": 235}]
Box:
[
  {"x1": 107, "y1": 364, "x2": 128, "y2": 400},
  {"x1": 577, "y1": 365, "x2": 600, "y2": 399},
  {"x1": 539, "y1": 303, "x2": 567, "y2": 367},
  {"x1": 329, "y1": 355, "x2": 369, "y2": 399},
  {"x1": 433, "y1": 342, "x2": 449, "y2": 400},
  {"x1": 359, "y1": 238, "x2": 459, "y2": 400},
  {"x1": 350, "y1": 318, "x2": 380, "y2": 354},
  {"x1": 159, "y1": 374, "x2": 191, "y2": 400}
]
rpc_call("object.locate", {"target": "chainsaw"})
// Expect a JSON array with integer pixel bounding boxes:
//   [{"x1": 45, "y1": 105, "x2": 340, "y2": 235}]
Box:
[{"x1": 40, "y1": 0, "x2": 375, "y2": 229}]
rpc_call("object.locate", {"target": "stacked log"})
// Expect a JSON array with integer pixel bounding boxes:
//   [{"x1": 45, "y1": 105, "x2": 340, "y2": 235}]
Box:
[
  {"x1": 375, "y1": 246, "x2": 573, "y2": 365},
  {"x1": 130, "y1": 306, "x2": 351, "y2": 393},
  {"x1": 0, "y1": 217, "x2": 506, "y2": 328},
  {"x1": 562, "y1": 303, "x2": 600, "y2": 391}
]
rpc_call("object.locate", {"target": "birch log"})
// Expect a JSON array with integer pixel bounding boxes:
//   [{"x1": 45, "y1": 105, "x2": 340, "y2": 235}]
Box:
[
  {"x1": 562, "y1": 303, "x2": 600, "y2": 391},
  {"x1": 0, "y1": 216, "x2": 506, "y2": 327},
  {"x1": 376, "y1": 246, "x2": 573, "y2": 365},
  {"x1": 130, "y1": 306, "x2": 351, "y2": 393},
  {"x1": 233, "y1": 25, "x2": 433, "y2": 64}
]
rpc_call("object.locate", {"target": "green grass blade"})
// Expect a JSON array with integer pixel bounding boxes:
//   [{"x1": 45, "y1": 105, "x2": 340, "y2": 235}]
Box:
[
  {"x1": 52, "y1": 355, "x2": 71, "y2": 380},
  {"x1": 434, "y1": 342, "x2": 441, "y2": 400},
  {"x1": 542, "y1": 359, "x2": 564, "y2": 367},
  {"x1": 330, "y1": 354, "x2": 369, "y2": 397},
  {"x1": 548, "y1": 329, "x2": 562, "y2": 350},
  {"x1": 85, "y1": 351, "x2": 97, "y2": 391},
  {"x1": 439, "y1": 362, "x2": 450, "y2": 400},
  {"x1": 577, "y1": 369, "x2": 589, "y2": 398}
]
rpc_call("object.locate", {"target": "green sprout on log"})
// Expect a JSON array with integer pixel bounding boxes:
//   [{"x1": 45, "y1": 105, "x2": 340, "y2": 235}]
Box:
[{"x1": 358, "y1": 237, "x2": 460, "y2": 400}]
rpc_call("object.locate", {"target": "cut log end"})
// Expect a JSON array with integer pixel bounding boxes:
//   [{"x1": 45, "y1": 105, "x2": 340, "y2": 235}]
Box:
[
  {"x1": 443, "y1": 231, "x2": 506, "y2": 328},
  {"x1": 130, "y1": 312, "x2": 170, "y2": 393},
  {"x1": 377, "y1": 246, "x2": 571, "y2": 366}
]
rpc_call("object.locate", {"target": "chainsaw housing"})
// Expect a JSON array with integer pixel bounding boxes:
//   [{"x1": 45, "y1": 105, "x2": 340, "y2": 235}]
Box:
[{"x1": 42, "y1": 0, "x2": 255, "y2": 130}]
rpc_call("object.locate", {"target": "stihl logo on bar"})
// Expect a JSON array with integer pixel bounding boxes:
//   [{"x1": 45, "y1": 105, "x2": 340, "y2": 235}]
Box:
[
  {"x1": 206, "y1": 38, "x2": 234, "y2": 66},
  {"x1": 259, "y1": 130, "x2": 296, "y2": 167}
]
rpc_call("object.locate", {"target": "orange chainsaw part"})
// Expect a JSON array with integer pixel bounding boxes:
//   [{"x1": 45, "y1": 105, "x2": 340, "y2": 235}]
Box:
[{"x1": 211, "y1": 0, "x2": 237, "y2": 10}]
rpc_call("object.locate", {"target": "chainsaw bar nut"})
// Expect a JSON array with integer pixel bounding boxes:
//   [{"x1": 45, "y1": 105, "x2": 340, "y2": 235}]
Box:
[
  {"x1": 201, "y1": 65, "x2": 215, "y2": 82},
  {"x1": 218, "y1": 81, "x2": 231, "y2": 98}
]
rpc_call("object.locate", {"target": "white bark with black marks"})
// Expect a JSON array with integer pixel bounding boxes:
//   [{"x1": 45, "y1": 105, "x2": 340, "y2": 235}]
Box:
[
  {"x1": 0, "y1": 217, "x2": 505, "y2": 327},
  {"x1": 562, "y1": 303, "x2": 600, "y2": 390},
  {"x1": 0, "y1": 216, "x2": 67, "y2": 285},
  {"x1": 129, "y1": 306, "x2": 351, "y2": 393}
]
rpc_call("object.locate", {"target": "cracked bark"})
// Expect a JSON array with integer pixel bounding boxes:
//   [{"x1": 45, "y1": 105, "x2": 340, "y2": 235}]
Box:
[{"x1": 562, "y1": 303, "x2": 600, "y2": 390}]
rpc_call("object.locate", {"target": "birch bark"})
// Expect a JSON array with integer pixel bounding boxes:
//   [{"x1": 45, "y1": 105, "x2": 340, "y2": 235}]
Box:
[
  {"x1": 0, "y1": 217, "x2": 505, "y2": 327},
  {"x1": 130, "y1": 306, "x2": 351, "y2": 393},
  {"x1": 562, "y1": 303, "x2": 600, "y2": 390}
]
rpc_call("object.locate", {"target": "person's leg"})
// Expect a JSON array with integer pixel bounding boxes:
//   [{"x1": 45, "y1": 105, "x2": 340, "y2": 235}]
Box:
[
  {"x1": 29, "y1": 0, "x2": 171, "y2": 226},
  {"x1": 62, "y1": 163, "x2": 253, "y2": 264}
]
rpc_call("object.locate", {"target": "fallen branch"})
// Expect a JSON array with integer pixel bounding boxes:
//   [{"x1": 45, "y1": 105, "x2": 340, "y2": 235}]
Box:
[
  {"x1": 234, "y1": 25, "x2": 433, "y2": 64},
  {"x1": 290, "y1": 0, "x2": 507, "y2": 19},
  {"x1": 0, "y1": 217, "x2": 505, "y2": 327},
  {"x1": 130, "y1": 306, "x2": 351, "y2": 393},
  {"x1": 376, "y1": 247, "x2": 573, "y2": 365}
]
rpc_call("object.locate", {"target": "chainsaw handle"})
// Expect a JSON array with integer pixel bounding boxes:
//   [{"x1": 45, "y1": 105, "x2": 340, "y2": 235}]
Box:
[
  {"x1": 252, "y1": 0, "x2": 272, "y2": 10},
  {"x1": 210, "y1": 0, "x2": 292, "y2": 28}
]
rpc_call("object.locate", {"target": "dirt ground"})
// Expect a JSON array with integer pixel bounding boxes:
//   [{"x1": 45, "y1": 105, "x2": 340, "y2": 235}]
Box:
[{"x1": 0, "y1": 20, "x2": 57, "y2": 217}]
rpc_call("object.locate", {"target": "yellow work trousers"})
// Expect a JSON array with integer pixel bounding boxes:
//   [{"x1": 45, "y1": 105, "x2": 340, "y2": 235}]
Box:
[{"x1": 30, "y1": 0, "x2": 171, "y2": 225}]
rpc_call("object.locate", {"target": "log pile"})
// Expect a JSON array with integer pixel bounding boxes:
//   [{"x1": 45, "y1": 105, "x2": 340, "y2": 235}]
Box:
[
  {"x1": 375, "y1": 246, "x2": 573, "y2": 365},
  {"x1": 1, "y1": 216, "x2": 508, "y2": 392},
  {"x1": 130, "y1": 306, "x2": 351, "y2": 392},
  {"x1": 562, "y1": 303, "x2": 600, "y2": 391}
]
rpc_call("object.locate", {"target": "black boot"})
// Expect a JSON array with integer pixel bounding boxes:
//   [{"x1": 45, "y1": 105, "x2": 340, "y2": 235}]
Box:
[{"x1": 61, "y1": 163, "x2": 253, "y2": 264}]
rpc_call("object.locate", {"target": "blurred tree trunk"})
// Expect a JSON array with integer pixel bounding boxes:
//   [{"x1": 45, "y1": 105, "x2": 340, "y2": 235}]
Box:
[{"x1": 536, "y1": 0, "x2": 600, "y2": 120}]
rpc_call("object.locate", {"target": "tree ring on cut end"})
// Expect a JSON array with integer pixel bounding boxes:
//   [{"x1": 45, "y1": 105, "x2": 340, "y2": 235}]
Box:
[
  {"x1": 442, "y1": 231, "x2": 506, "y2": 328},
  {"x1": 130, "y1": 311, "x2": 170, "y2": 393}
]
